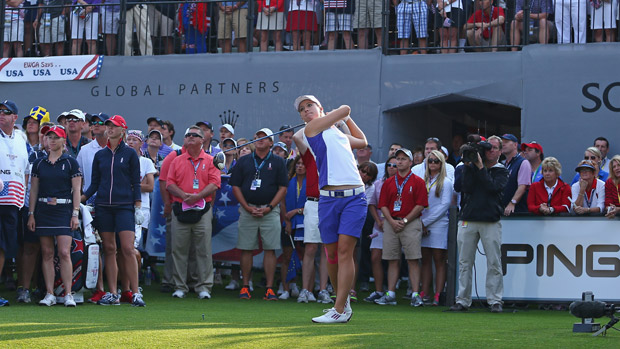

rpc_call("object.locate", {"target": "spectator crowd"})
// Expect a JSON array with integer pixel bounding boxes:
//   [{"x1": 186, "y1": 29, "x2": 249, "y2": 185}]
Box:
[
  {"x1": 0, "y1": 99, "x2": 618, "y2": 315},
  {"x1": 2, "y1": 0, "x2": 617, "y2": 57}
]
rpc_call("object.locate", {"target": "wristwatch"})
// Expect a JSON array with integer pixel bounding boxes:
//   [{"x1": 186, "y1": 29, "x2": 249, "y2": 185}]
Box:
[
  {"x1": 510, "y1": 199, "x2": 517, "y2": 204},
  {"x1": 403, "y1": 218, "x2": 408, "y2": 224},
  {"x1": 297, "y1": 208, "x2": 302, "y2": 215},
  {"x1": 266, "y1": 204, "x2": 273, "y2": 210}
]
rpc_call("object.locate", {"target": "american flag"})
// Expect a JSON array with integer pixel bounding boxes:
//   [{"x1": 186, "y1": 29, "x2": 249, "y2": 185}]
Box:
[{"x1": 0, "y1": 180, "x2": 25, "y2": 207}]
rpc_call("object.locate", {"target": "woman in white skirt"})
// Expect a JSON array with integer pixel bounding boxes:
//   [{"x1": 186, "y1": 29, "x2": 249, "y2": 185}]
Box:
[
  {"x1": 70, "y1": 0, "x2": 100, "y2": 54},
  {"x1": 591, "y1": 0, "x2": 617, "y2": 42},
  {"x1": 256, "y1": 0, "x2": 286, "y2": 51},
  {"x1": 420, "y1": 150, "x2": 453, "y2": 306}
]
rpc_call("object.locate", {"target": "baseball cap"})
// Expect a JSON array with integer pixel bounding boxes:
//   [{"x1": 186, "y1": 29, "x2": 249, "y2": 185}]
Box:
[
  {"x1": 220, "y1": 124, "x2": 235, "y2": 135},
  {"x1": 272, "y1": 141, "x2": 288, "y2": 153},
  {"x1": 146, "y1": 117, "x2": 164, "y2": 126},
  {"x1": 56, "y1": 111, "x2": 69, "y2": 122},
  {"x1": 255, "y1": 128, "x2": 274, "y2": 142},
  {"x1": 67, "y1": 109, "x2": 86, "y2": 121},
  {"x1": 105, "y1": 115, "x2": 128, "y2": 129},
  {"x1": 575, "y1": 161, "x2": 596, "y2": 172},
  {"x1": 0, "y1": 100, "x2": 18, "y2": 114},
  {"x1": 521, "y1": 141, "x2": 543, "y2": 153},
  {"x1": 91, "y1": 113, "x2": 110, "y2": 123},
  {"x1": 294, "y1": 95, "x2": 322, "y2": 112},
  {"x1": 501, "y1": 134, "x2": 518, "y2": 143},
  {"x1": 127, "y1": 130, "x2": 145, "y2": 142},
  {"x1": 196, "y1": 120, "x2": 213, "y2": 131},
  {"x1": 43, "y1": 125, "x2": 66, "y2": 139},
  {"x1": 395, "y1": 148, "x2": 413, "y2": 161},
  {"x1": 148, "y1": 129, "x2": 163, "y2": 141},
  {"x1": 222, "y1": 137, "x2": 237, "y2": 148}
]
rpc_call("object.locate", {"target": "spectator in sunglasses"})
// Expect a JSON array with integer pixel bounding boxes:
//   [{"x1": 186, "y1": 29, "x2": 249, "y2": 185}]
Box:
[
  {"x1": 571, "y1": 147, "x2": 609, "y2": 185},
  {"x1": 413, "y1": 137, "x2": 454, "y2": 181}
]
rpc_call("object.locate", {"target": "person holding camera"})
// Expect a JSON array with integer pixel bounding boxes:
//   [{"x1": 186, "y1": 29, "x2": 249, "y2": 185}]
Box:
[{"x1": 450, "y1": 135, "x2": 508, "y2": 313}]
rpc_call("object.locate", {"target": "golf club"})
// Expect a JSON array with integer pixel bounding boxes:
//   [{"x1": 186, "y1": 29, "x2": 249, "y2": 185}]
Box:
[{"x1": 213, "y1": 122, "x2": 306, "y2": 170}]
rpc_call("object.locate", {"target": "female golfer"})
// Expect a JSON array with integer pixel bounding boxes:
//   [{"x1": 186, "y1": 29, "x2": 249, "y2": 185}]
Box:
[
  {"x1": 296, "y1": 95, "x2": 368, "y2": 323},
  {"x1": 82, "y1": 115, "x2": 145, "y2": 307},
  {"x1": 28, "y1": 125, "x2": 82, "y2": 307}
]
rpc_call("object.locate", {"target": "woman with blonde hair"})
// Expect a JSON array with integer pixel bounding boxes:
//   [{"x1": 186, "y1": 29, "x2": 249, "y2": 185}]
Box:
[
  {"x1": 420, "y1": 150, "x2": 453, "y2": 306},
  {"x1": 604, "y1": 155, "x2": 620, "y2": 218},
  {"x1": 571, "y1": 147, "x2": 609, "y2": 184},
  {"x1": 527, "y1": 157, "x2": 571, "y2": 215}
]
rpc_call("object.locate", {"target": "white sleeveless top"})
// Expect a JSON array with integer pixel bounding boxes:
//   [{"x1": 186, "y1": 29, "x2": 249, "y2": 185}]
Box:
[{"x1": 0, "y1": 129, "x2": 30, "y2": 208}]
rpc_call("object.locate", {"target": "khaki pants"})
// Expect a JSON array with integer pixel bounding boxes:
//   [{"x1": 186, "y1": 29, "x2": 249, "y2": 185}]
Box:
[
  {"x1": 455, "y1": 221, "x2": 503, "y2": 307},
  {"x1": 171, "y1": 208, "x2": 213, "y2": 293},
  {"x1": 124, "y1": 5, "x2": 153, "y2": 56}
]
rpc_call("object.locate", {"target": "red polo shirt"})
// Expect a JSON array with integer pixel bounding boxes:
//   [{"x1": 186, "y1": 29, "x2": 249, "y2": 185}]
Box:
[
  {"x1": 166, "y1": 151, "x2": 221, "y2": 203},
  {"x1": 378, "y1": 171, "x2": 428, "y2": 218}
]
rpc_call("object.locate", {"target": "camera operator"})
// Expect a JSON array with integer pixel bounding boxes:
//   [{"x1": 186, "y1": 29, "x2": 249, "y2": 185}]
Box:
[{"x1": 450, "y1": 135, "x2": 509, "y2": 313}]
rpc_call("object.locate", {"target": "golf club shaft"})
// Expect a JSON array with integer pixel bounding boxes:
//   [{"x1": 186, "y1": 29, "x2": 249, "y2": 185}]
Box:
[{"x1": 221, "y1": 122, "x2": 306, "y2": 153}]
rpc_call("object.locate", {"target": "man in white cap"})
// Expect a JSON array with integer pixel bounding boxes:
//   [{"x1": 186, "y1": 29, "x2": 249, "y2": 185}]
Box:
[
  {"x1": 219, "y1": 124, "x2": 234, "y2": 144},
  {"x1": 64, "y1": 109, "x2": 91, "y2": 158}
]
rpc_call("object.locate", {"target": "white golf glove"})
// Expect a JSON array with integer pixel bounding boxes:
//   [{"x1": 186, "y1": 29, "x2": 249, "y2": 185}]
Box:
[{"x1": 135, "y1": 207, "x2": 145, "y2": 226}]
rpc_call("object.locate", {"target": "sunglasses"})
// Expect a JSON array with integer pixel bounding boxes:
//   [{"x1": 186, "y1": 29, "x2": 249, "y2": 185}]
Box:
[
  {"x1": 584, "y1": 156, "x2": 598, "y2": 160},
  {"x1": 428, "y1": 158, "x2": 441, "y2": 164},
  {"x1": 386, "y1": 163, "x2": 398, "y2": 168},
  {"x1": 91, "y1": 121, "x2": 105, "y2": 126},
  {"x1": 222, "y1": 143, "x2": 235, "y2": 148},
  {"x1": 427, "y1": 137, "x2": 440, "y2": 143},
  {"x1": 0, "y1": 109, "x2": 14, "y2": 115},
  {"x1": 66, "y1": 118, "x2": 81, "y2": 122},
  {"x1": 185, "y1": 133, "x2": 203, "y2": 138}
]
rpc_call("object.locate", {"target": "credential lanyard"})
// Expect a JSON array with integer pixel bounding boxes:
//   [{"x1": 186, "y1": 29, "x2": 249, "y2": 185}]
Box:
[
  {"x1": 189, "y1": 158, "x2": 202, "y2": 179},
  {"x1": 395, "y1": 172, "x2": 413, "y2": 198},
  {"x1": 253, "y1": 152, "x2": 272, "y2": 178}
]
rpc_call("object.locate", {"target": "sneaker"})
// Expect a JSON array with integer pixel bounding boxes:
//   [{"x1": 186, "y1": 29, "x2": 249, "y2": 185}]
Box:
[
  {"x1": 225, "y1": 279, "x2": 239, "y2": 291},
  {"x1": 403, "y1": 288, "x2": 413, "y2": 299},
  {"x1": 375, "y1": 293, "x2": 397, "y2": 305},
  {"x1": 97, "y1": 292, "x2": 120, "y2": 306},
  {"x1": 349, "y1": 290, "x2": 358, "y2": 303},
  {"x1": 120, "y1": 291, "x2": 133, "y2": 303},
  {"x1": 277, "y1": 283, "x2": 284, "y2": 296},
  {"x1": 326, "y1": 284, "x2": 334, "y2": 295},
  {"x1": 198, "y1": 291, "x2": 211, "y2": 299},
  {"x1": 172, "y1": 290, "x2": 186, "y2": 298},
  {"x1": 17, "y1": 287, "x2": 31, "y2": 303},
  {"x1": 307, "y1": 290, "x2": 317, "y2": 302},
  {"x1": 364, "y1": 291, "x2": 384, "y2": 303},
  {"x1": 449, "y1": 303, "x2": 469, "y2": 312},
  {"x1": 64, "y1": 293, "x2": 76, "y2": 307},
  {"x1": 290, "y1": 283, "x2": 300, "y2": 297},
  {"x1": 239, "y1": 287, "x2": 251, "y2": 300},
  {"x1": 88, "y1": 290, "x2": 106, "y2": 304},
  {"x1": 432, "y1": 293, "x2": 440, "y2": 306},
  {"x1": 297, "y1": 289, "x2": 309, "y2": 303},
  {"x1": 264, "y1": 288, "x2": 278, "y2": 301},
  {"x1": 0, "y1": 297, "x2": 8, "y2": 306},
  {"x1": 344, "y1": 295, "x2": 353, "y2": 315},
  {"x1": 411, "y1": 294, "x2": 424, "y2": 307},
  {"x1": 490, "y1": 303, "x2": 503, "y2": 313},
  {"x1": 312, "y1": 307, "x2": 351, "y2": 323},
  {"x1": 279, "y1": 290, "x2": 290, "y2": 300},
  {"x1": 317, "y1": 290, "x2": 333, "y2": 304},
  {"x1": 132, "y1": 293, "x2": 146, "y2": 307},
  {"x1": 39, "y1": 293, "x2": 57, "y2": 306},
  {"x1": 359, "y1": 282, "x2": 369, "y2": 292}
]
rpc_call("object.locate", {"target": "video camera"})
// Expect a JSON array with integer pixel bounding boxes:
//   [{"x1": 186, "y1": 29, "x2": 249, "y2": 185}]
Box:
[{"x1": 461, "y1": 141, "x2": 492, "y2": 164}]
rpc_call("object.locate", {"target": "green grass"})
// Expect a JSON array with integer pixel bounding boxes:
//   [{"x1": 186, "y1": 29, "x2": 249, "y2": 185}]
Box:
[{"x1": 1, "y1": 284, "x2": 619, "y2": 348}]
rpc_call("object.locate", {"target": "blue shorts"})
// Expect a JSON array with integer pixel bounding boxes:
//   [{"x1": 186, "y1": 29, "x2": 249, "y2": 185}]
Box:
[
  {"x1": 95, "y1": 204, "x2": 135, "y2": 234},
  {"x1": 18, "y1": 207, "x2": 39, "y2": 244},
  {"x1": 0, "y1": 205, "x2": 19, "y2": 258},
  {"x1": 318, "y1": 192, "x2": 367, "y2": 244}
]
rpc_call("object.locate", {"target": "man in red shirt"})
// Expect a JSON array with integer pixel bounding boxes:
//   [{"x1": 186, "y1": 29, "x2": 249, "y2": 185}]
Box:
[
  {"x1": 377, "y1": 148, "x2": 428, "y2": 307},
  {"x1": 465, "y1": 0, "x2": 506, "y2": 52},
  {"x1": 166, "y1": 126, "x2": 221, "y2": 300}
]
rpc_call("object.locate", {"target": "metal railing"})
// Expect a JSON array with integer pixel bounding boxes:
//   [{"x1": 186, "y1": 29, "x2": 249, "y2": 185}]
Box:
[{"x1": 1, "y1": 0, "x2": 618, "y2": 57}]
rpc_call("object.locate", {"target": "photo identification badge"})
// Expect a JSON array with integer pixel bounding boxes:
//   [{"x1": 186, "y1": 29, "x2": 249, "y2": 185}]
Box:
[
  {"x1": 251, "y1": 179, "x2": 262, "y2": 191},
  {"x1": 393, "y1": 200, "x2": 401, "y2": 212},
  {"x1": 193, "y1": 179, "x2": 199, "y2": 190}
]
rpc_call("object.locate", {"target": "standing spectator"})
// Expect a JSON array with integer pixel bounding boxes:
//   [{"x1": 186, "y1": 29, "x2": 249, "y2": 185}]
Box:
[
  {"x1": 56, "y1": 111, "x2": 69, "y2": 128},
  {"x1": 70, "y1": 0, "x2": 101, "y2": 55},
  {"x1": 555, "y1": 0, "x2": 586, "y2": 43},
  {"x1": 101, "y1": 0, "x2": 120, "y2": 55},
  {"x1": 82, "y1": 115, "x2": 145, "y2": 307},
  {"x1": 271, "y1": 141, "x2": 288, "y2": 159},
  {"x1": 527, "y1": 157, "x2": 571, "y2": 215},
  {"x1": 465, "y1": 0, "x2": 505, "y2": 52},
  {"x1": 237, "y1": 138, "x2": 254, "y2": 157},
  {"x1": 125, "y1": 130, "x2": 155, "y2": 248},
  {"x1": 278, "y1": 125, "x2": 296, "y2": 159},
  {"x1": 449, "y1": 136, "x2": 508, "y2": 313},
  {"x1": 196, "y1": 120, "x2": 222, "y2": 156},
  {"x1": 161, "y1": 120, "x2": 182, "y2": 151},
  {"x1": 150, "y1": 0, "x2": 176, "y2": 54},
  {"x1": 142, "y1": 118, "x2": 173, "y2": 157},
  {"x1": 447, "y1": 134, "x2": 464, "y2": 166},
  {"x1": 64, "y1": 109, "x2": 90, "y2": 158},
  {"x1": 286, "y1": 0, "x2": 318, "y2": 50},
  {"x1": 509, "y1": 0, "x2": 551, "y2": 49},
  {"x1": 604, "y1": 155, "x2": 620, "y2": 218},
  {"x1": 178, "y1": 0, "x2": 209, "y2": 54},
  {"x1": 571, "y1": 147, "x2": 609, "y2": 184},
  {"x1": 3, "y1": 0, "x2": 25, "y2": 57},
  {"x1": 412, "y1": 137, "x2": 455, "y2": 181},
  {"x1": 219, "y1": 137, "x2": 237, "y2": 174},
  {"x1": 0, "y1": 100, "x2": 30, "y2": 307},
  {"x1": 376, "y1": 142, "x2": 402, "y2": 180},
  {"x1": 219, "y1": 124, "x2": 234, "y2": 143},
  {"x1": 521, "y1": 141, "x2": 543, "y2": 183},
  {"x1": 434, "y1": 0, "x2": 466, "y2": 53},
  {"x1": 34, "y1": 0, "x2": 70, "y2": 56},
  {"x1": 27, "y1": 126, "x2": 82, "y2": 307},
  {"x1": 356, "y1": 161, "x2": 377, "y2": 296},
  {"x1": 353, "y1": 0, "x2": 382, "y2": 49},
  {"x1": 166, "y1": 126, "x2": 221, "y2": 299},
  {"x1": 376, "y1": 148, "x2": 427, "y2": 307},
  {"x1": 217, "y1": 1, "x2": 248, "y2": 53},
  {"x1": 324, "y1": 0, "x2": 354, "y2": 50},
  {"x1": 394, "y1": 0, "x2": 428, "y2": 54},
  {"x1": 230, "y1": 128, "x2": 288, "y2": 300},
  {"x1": 22, "y1": 0, "x2": 37, "y2": 57},
  {"x1": 412, "y1": 146, "x2": 424, "y2": 165},
  {"x1": 420, "y1": 150, "x2": 452, "y2": 306},
  {"x1": 594, "y1": 137, "x2": 611, "y2": 173},
  {"x1": 500, "y1": 133, "x2": 531, "y2": 215},
  {"x1": 591, "y1": 0, "x2": 616, "y2": 42},
  {"x1": 144, "y1": 129, "x2": 165, "y2": 173},
  {"x1": 22, "y1": 107, "x2": 44, "y2": 148},
  {"x1": 124, "y1": 0, "x2": 153, "y2": 56},
  {"x1": 256, "y1": 0, "x2": 286, "y2": 51},
  {"x1": 355, "y1": 144, "x2": 372, "y2": 164},
  {"x1": 571, "y1": 160, "x2": 605, "y2": 215}
]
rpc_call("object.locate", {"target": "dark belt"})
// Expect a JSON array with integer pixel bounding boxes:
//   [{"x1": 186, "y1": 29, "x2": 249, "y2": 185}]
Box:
[
  {"x1": 391, "y1": 216, "x2": 403, "y2": 220},
  {"x1": 307, "y1": 197, "x2": 319, "y2": 202}
]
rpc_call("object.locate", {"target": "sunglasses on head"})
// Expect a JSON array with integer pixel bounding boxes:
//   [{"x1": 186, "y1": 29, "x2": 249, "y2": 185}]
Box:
[
  {"x1": 428, "y1": 158, "x2": 441, "y2": 164},
  {"x1": 0, "y1": 109, "x2": 14, "y2": 115},
  {"x1": 185, "y1": 133, "x2": 203, "y2": 138},
  {"x1": 427, "y1": 137, "x2": 440, "y2": 143},
  {"x1": 386, "y1": 163, "x2": 398, "y2": 168}
]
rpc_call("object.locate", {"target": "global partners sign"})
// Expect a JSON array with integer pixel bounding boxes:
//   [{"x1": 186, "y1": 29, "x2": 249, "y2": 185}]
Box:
[
  {"x1": 469, "y1": 217, "x2": 620, "y2": 302},
  {"x1": 0, "y1": 55, "x2": 103, "y2": 82}
]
